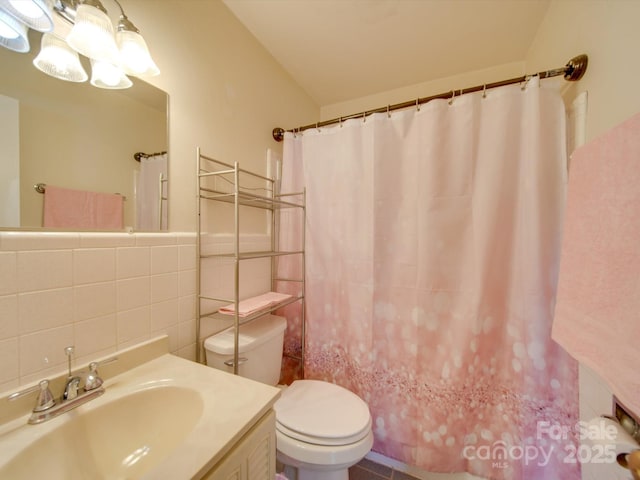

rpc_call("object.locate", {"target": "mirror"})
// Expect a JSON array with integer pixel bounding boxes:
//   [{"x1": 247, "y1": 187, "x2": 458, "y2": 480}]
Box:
[{"x1": 0, "y1": 29, "x2": 168, "y2": 231}]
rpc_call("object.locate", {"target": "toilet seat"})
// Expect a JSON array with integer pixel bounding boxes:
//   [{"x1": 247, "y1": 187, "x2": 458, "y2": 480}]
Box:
[
  {"x1": 274, "y1": 380, "x2": 372, "y2": 446},
  {"x1": 276, "y1": 417, "x2": 372, "y2": 446}
]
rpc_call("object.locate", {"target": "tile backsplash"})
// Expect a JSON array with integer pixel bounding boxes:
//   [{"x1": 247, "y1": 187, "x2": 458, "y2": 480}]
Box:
[{"x1": 0, "y1": 231, "x2": 197, "y2": 393}]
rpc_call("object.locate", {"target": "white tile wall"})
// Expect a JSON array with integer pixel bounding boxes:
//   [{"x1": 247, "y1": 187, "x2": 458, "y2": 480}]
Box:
[
  {"x1": 0, "y1": 231, "x2": 273, "y2": 393},
  {"x1": 0, "y1": 231, "x2": 198, "y2": 393},
  {"x1": 198, "y1": 234, "x2": 273, "y2": 342}
]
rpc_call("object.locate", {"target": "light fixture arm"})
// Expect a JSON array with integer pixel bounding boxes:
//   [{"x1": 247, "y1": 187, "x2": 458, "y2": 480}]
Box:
[
  {"x1": 112, "y1": 0, "x2": 139, "y2": 33},
  {"x1": 111, "y1": 0, "x2": 124, "y2": 16},
  {"x1": 52, "y1": 0, "x2": 78, "y2": 23},
  {"x1": 53, "y1": 0, "x2": 111, "y2": 23},
  {"x1": 81, "y1": 0, "x2": 108, "y2": 15}
]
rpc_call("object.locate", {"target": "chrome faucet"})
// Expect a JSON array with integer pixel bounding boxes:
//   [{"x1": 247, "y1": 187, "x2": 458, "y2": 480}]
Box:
[
  {"x1": 63, "y1": 376, "x2": 81, "y2": 400},
  {"x1": 8, "y1": 346, "x2": 118, "y2": 424},
  {"x1": 63, "y1": 346, "x2": 81, "y2": 400}
]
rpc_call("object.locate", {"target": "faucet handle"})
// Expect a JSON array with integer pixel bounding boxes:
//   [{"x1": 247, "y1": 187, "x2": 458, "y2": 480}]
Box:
[
  {"x1": 8, "y1": 379, "x2": 56, "y2": 412},
  {"x1": 84, "y1": 356, "x2": 118, "y2": 392}
]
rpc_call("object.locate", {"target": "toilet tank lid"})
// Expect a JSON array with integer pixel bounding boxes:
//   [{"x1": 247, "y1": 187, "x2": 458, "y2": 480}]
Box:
[{"x1": 204, "y1": 314, "x2": 286, "y2": 355}]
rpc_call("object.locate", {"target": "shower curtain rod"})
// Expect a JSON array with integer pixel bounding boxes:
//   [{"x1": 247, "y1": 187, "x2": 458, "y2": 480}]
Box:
[
  {"x1": 134, "y1": 150, "x2": 167, "y2": 162},
  {"x1": 272, "y1": 54, "x2": 588, "y2": 142}
]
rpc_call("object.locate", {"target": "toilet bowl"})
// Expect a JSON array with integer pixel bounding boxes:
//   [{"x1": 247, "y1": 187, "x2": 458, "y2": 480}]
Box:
[
  {"x1": 274, "y1": 379, "x2": 374, "y2": 480},
  {"x1": 204, "y1": 315, "x2": 373, "y2": 480}
]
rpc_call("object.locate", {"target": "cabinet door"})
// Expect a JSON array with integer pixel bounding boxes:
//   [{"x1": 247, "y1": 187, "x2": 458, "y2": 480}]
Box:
[{"x1": 202, "y1": 410, "x2": 276, "y2": 480}]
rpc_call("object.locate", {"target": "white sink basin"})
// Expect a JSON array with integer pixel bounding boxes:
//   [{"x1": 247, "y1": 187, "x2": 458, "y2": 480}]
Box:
[
  {"x1": 0, "y1": 386, "x2": 203, "y2": 479},
  {"x1": 0, "y1": 351, "x2": 280, "y2": 480}
]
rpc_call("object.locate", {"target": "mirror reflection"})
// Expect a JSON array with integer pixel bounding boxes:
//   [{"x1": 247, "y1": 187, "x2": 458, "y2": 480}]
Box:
[{"x1": 0, "y1": 29, "x2": 168, "y2": 231}]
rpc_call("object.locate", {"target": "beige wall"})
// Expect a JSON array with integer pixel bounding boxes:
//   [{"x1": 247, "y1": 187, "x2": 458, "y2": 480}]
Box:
[
  {"x1": 324, "y1": 0, "x2": 640, "y2": 144},
  {"x1": 321, "y1": 61, "x2": 526, "y2": 121},
  {"x1": 123, "y1": 0, "x2": 319, "y2": 232},
  {"x1": 526, "y1": 0, "x2": 640, "y2": 142}
]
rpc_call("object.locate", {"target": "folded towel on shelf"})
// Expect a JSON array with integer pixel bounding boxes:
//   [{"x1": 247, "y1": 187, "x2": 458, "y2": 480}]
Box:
[
  {"x1": 43, "y1": 185, "x2": 124, "y2": 229},
  {"x1": 552, "y1": 111, "x2": 640, "y2": 417},
  {"x1": 219, "y1": 292, "x2": 292, "y2": 317}
]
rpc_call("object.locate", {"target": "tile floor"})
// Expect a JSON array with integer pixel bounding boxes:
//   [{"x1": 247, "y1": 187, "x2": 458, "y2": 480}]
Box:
[{"x1": 349, "y1": 458, "x2": 421, "y2": 480}]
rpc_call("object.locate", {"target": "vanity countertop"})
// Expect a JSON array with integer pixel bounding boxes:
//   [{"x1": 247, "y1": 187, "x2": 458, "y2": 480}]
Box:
[{"x1": 0, "y1": 338, "x2": 281, "y2": 480}]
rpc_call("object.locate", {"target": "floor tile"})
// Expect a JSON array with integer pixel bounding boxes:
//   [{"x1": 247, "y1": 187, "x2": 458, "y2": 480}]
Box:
[
  {"x1": 356, "y1": 458, "x2": 393, "y2": 477},
  {"x1": 391, "y1": 469, "x2": 421, "y2": 480},
  {"x1": 349, "y1": 465, "x2": 388, "y2": 480}
]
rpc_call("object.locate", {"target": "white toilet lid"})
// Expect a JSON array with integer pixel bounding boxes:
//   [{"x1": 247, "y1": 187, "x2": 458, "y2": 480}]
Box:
[{"x1": 274, "y1": 380, "x2": 371, "y2": 445}]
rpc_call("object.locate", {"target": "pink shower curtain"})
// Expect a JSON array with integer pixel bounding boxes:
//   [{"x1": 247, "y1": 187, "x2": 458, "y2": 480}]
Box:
[{"x1": 280, "y1": 79, "x2": 579, "y2": 480}]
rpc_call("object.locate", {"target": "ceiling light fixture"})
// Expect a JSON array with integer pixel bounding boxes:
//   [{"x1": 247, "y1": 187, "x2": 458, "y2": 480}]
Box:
[
  {"x1": 66, "y1": 0, "x2": 119, "y2": 64},
  {"x1": 0, "y1": 0, "x2": 159, "y2": 90},
  {"x1": 0, "y1": 9, "x2": 29, "y2": 52},
  {"x1": 89, "y1": 57, "x2": 131, "y2": 89},
  {"x1": 0, "y1": 0, "x2": 54, "y2": 31},
  {"x1": 115, "y1": 1, "x2": 159, "y2": 76},
  {"x1": 33, "y1": 32, "x2": 88, "y2": 82}
]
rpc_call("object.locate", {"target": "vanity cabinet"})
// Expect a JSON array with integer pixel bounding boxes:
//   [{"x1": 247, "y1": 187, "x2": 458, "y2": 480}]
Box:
[{"x1": 201, "y1": 410, "x2": 276, "y2": 480}]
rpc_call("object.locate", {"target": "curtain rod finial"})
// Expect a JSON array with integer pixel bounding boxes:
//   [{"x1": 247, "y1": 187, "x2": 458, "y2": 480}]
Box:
[
  {"x1": 273, "y1": 127, "x2": 285, "y2": 142},
  {"x1": 565, "y1": 54, "x2": 588, "y2": 81}
]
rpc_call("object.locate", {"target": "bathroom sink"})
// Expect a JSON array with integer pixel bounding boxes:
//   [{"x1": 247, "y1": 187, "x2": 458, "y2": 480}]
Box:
[
  {"x1": 0, "y1": 385, "x2": 204, "y2": 480},
  {"x1": 0, "y1": 346, "x2": 281, "y2": 480}
]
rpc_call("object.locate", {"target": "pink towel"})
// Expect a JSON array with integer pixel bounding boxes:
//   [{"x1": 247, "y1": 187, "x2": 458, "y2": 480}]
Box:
[
  {"x1": 219, "y1": 292, "x2": 292, "y2": 317},
  {"x1": 43, "y1": 185, "x2": 124, "y2": 229},
  {"x1": 552, "y1": 112, "x2": 640, "y2": 416}
]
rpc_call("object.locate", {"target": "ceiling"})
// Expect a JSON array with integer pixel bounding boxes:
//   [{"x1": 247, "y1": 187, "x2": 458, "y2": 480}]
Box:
[{"x1": 222, "y1": 0, "x2": 551, "y2": 107}]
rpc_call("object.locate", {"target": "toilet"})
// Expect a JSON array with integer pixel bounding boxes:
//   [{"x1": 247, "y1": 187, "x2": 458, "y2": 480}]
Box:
[{"x1": 204, "y1": 314, "x2": 374, "y2": 480}]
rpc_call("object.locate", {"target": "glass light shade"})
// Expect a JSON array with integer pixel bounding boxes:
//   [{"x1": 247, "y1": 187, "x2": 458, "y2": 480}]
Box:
[
  {"x1": 0, "y1": 0, "x2": 53, "y2": 32},
  {"x1": 66, "y1": 3, "x2": 119, "y2": 64},
  {"x1": 0, "y1": 9, "x2": 28, "y2": 52},
  {"x1": 90, "y1": 58, "x2": 132, "y2": 89},
  {"x1": 33, "y1": 33, "x2": 88, "y2": 82},
  {"x1": 116, "y1": 29, "x2": 159, "y2": 76}
]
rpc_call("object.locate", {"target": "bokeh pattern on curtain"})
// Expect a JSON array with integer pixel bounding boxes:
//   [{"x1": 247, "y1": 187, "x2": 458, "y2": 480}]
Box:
[{"x1": 280, "y1": 79, "x2": 579, "y2": 480}]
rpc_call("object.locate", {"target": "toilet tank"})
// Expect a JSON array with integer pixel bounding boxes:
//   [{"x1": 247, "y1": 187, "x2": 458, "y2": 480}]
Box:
[{"x1": 204, "y1": 314, "x2": 286, "y2": 385}]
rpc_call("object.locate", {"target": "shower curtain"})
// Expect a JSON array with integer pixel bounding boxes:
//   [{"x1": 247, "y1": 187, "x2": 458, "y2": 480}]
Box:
[
  {"x1": 135, "y1": 153, "x2": 168, "y2": 230},
  {"x1": 279, "y1": 79, "x2": 579, "y2": 480}
]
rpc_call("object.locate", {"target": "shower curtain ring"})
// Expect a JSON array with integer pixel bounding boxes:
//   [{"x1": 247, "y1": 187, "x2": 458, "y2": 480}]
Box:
[
  {"x1": 448, "y1": 90, "x2": 455, "y2": 105},
  {"x1": 387, "y1": 105, "x2": 391, "y2": 118},
  {"x1": 362, "y1": 112, "x2": 366, "y2": 123},
  {"x1": 316, "y1": 122, "x2": 320, "y2": 132},
  {"x1": 482, "y1": 84, "x2": 487, "y2": 98},
  {"x1": 339, "y1": 117, "x2": 343, "y2": 128},
  {"x1": 416, "y1": 98, "x2": 420, "y2": 112}
]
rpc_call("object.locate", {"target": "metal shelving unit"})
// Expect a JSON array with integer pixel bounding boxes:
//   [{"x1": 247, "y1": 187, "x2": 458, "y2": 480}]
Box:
[{"x1": 195, "y1": 148, "x2": 305, "y2": 375}]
